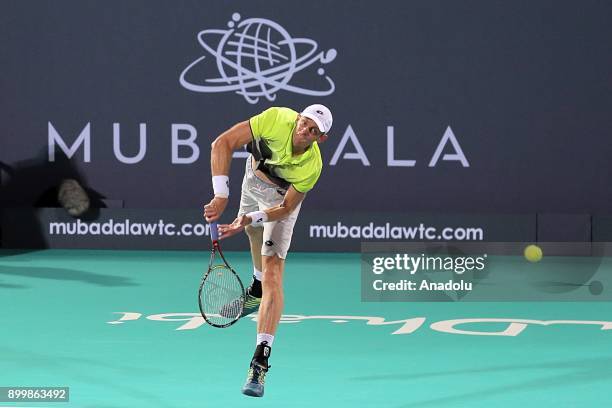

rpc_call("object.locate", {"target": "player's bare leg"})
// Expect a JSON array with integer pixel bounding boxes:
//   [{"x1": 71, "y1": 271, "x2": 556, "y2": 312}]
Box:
[
  {"x1": 239, "y1": 225, "x2": 264, "y2": 316},
  {"x1": 257, "y1": 254, "x2": 284, "y2": 334},
  {"x1": 245, "y1": 225, "x2": 263, "y2": 271},
  {"x1": 242, "y1": 254, "x2": 284, "y2": 397}
]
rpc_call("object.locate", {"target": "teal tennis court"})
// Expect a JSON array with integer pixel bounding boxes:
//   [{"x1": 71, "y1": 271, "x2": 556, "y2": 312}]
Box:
[{"x1": 1, "y1": 249, "x2": 611, "y2": 407}]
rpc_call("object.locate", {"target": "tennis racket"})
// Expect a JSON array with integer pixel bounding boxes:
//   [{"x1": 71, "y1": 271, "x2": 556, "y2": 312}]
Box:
[{"x1": 198, "y1": 222, "x2": 245, "y2": 328}]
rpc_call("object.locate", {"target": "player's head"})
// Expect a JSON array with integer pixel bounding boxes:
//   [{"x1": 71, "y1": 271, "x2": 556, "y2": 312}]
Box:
[
  {"x1": 295, "y1": 104, "x2": 333, "y2": 146},
  {"x1": 301, "y1": 104, "x2": 333, "y2": 135}
]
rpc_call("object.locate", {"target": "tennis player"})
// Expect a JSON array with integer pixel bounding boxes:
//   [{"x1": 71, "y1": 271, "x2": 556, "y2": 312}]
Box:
[{"x1": 203, "y1": 104, "x2": 332, "y2": 397}]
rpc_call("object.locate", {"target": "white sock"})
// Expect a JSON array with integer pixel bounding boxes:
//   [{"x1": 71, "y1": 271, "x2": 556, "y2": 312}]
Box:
[
  {"x1": 253, "y1": 267, "x2": 262, "y2": 281},
  {"x1": 257, "y1": 333, "x2": 274, "y2": 347}
]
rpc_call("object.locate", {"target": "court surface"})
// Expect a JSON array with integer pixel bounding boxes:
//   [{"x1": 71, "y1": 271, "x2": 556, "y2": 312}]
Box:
[{"x1": 1, "y1": 249, "x2": 611, "y2": 407}]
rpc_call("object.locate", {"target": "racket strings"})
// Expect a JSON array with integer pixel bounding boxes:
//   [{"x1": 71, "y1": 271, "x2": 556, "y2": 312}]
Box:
[{"x1": 201, "y1": 264, "x2": 244, "y2": 326}]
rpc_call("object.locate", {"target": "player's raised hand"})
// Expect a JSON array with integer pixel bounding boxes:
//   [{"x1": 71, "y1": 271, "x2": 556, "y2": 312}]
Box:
[{"x1": 204, "y1": 196, "x2": 228, "y2": 222}]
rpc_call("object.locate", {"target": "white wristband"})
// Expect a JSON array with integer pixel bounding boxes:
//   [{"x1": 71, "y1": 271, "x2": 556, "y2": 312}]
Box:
[
  {"x1": 212, "y1": 175, "x2": 229, "y2": 198},
  {"x1": 247, "y1": 210, "x2": 268, "y2": 226}
]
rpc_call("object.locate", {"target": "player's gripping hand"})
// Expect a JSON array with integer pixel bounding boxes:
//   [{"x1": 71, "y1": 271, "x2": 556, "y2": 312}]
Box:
[
  {"x1": 203, "y1": 196, "x2": 228, "y2": 222},
  {"x1": 218, "y1": 215, "x2": 250, "y2": 239}
]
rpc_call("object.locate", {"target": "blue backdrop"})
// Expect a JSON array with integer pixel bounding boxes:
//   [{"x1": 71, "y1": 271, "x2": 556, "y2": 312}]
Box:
[{"x1": 1, "y1": 1, "x2": 611, "y2": 249}]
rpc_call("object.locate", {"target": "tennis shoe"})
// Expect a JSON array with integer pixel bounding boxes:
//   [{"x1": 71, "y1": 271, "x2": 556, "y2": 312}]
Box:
[
  {"x1": 241, "y1": 342, "x2": 271, "y2": 397},
  {"x1": 241, "y1": 288, "x2": 262, "y2": 317},
  {"x1": 219, "y1": 287, "x2": 261, "y2": 319},
  {"x1": 241, "y1": 361, "x2": 269, "y2": 397}
]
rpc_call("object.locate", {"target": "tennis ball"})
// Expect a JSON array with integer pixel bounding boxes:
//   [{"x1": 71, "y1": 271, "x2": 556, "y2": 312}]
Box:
[
  {"x1": 524, "y1": 244, "x2": 543, "y2": 263},
  {"x1": 589, "y1": 280, "x2": 604, "y2": 296}
]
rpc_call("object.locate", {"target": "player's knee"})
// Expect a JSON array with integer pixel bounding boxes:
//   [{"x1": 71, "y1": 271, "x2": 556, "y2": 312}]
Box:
[
  {"x1": 262, "y1": 258, "x2": 283, "y2": 289},
  {"x1": 263, "y1": 269, "x2": 281, "y2": 286}
]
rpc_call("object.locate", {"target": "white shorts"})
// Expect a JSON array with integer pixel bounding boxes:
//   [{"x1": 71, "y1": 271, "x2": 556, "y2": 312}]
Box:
[{"x1": 238, "y1": 156, "x2": 302, "y2": 259}]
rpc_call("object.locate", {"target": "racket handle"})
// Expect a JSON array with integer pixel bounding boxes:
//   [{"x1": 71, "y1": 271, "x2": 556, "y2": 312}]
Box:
[{"x1": 209, "y1": 222, "x2": 219, "y2": 242}]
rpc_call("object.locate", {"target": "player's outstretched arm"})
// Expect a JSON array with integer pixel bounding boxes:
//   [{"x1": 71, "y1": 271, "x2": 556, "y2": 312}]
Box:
[
  {"x1": 217, "y1": 187, "x2": 305, "y2": 239},
  {"x1": 263, "y1": 186, "x2": 305, "y2": 222}
]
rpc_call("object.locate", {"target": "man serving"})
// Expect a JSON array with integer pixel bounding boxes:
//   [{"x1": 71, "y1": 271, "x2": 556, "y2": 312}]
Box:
[{"x1": 203, "y1": 104, "x2": 333, "y2": 397}]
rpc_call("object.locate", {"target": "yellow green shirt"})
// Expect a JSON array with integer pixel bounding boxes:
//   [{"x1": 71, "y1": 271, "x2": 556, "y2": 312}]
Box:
[{"x1": 249, "y1": 107, "x2": 323, "y2": 193}]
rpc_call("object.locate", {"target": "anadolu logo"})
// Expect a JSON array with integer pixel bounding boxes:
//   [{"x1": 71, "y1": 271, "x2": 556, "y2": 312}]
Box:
[{"x1": 180, "y1": 13, "x2": 337, "y2": 104}]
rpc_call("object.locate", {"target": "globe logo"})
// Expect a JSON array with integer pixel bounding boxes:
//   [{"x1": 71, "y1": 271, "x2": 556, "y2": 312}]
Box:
[{"x1": 180, "y1": 13, "x2": 337, "y2": 104}]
